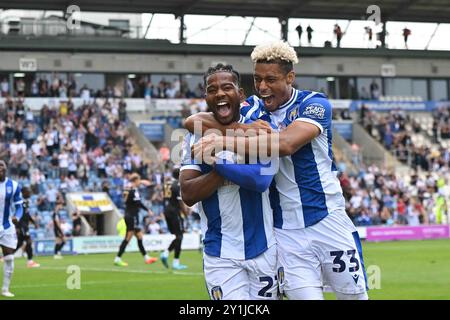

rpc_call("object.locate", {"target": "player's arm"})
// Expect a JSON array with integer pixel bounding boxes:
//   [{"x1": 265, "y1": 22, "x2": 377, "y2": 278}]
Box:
[
  {"x1": 200, "y1": 122, "x2": 318, "y2": 158},
  {"x1": 214, "y1": 158, "x2": 274, "y2": 193},
  {"x1": 139, "y1": 201, "x2": 149, "y2": 212},
  {"x1": 140, "y1": 179, "x2": 153, "y2": 187},
  {"x1": 197, "y1": 97, "x2": 330, "y2": 157},
  {"x1": 179, "y1": 169, "x2": 224, "y2": 207},
  {"x1": 173, "y1": 184, "x2": 190, "y2": 216},
  {"x1": 184, "y1": 112, "x2": 271, "y2": 136},
  {"x1": 275, "y1": 121, "x2": 320, "y2": 156},
  {"x1": 268, "y1": 97, "x2": 331, "y2": 155},
  {"x1": 179, "y1": 200, "x2": 190, "y2": 216},
  {"x1": 180, "y1": 131, "x2": 225, "y2": 206},
  {"x1": 136, "y1": 193, "x2": 153, "y2": 216},
  {"x1": 29, "y1": 214, "x2": 38, "y2": 228}
]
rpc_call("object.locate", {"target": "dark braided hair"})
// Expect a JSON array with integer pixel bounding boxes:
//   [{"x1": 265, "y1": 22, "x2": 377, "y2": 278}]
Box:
[{"x1": 203, "y1": 63, "x2": 240, "y2": 87}]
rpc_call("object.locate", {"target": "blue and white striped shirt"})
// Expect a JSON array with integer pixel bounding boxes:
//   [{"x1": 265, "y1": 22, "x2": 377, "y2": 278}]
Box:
[
  {"x1": 0, "y1": 178, "x2": 23, "y2": 231},
  {"x1": 181, "y1": 116, "x2": 275, "y2": 260},
  {"x1": 241, "y1": 89, "x2": 345, "y2": 229}
]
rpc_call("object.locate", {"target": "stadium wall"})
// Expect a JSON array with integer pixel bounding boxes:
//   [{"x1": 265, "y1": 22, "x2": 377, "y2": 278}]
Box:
[
  {"x1": 1, "y1": 51, "x2": 450, "y2": 77},
  {"x1": 1, "y1": 97, "x2": 447, "y2": 113},
  {"x1": 33, "y1": 233, "x2": 201, "y2": 256}
]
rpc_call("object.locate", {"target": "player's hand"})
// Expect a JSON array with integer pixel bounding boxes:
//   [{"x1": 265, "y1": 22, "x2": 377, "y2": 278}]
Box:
[
  {"x1": 12, "y1": 217, "x2": 18, "y2": 226},
  {"x1": 148, "y1": 209, "x2": 154, "y2": 216},
  {"x1": 191, "y1": 134, "x2": 222, "y2": 165},
  {"x1": 242, "y1": 120, "x2": 272, "y2": 134}
]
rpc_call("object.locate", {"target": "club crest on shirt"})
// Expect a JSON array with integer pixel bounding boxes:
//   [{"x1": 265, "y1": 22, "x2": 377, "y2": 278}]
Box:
[
  {"x1": 277, "y1": 266, "x2": 285, "y2": 285},
  {"x1": 302, "y1": 103, "x2": 325, "y2": 119},
  {"x1": 210, "y1": 286, "x2": 223, "y2": 300},
  {"x1": 288, "y1": 107, "x2": 299, "y2": 122},
  {"x1": 6, "y1": 186, "x2": 12, "y2": 194}
]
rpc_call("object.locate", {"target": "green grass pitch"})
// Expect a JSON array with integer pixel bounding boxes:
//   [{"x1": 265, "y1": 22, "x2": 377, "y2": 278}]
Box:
[{"x1": 2, "y1": 239, "x2": 450, "y2": 300}]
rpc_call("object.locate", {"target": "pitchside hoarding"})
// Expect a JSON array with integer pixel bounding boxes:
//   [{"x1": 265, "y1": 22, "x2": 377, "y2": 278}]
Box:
[
  {"x1": 366, "y1": 225, "x2": 450, "y2": 242},
  {"x1": 72, "y1": 233, "x2": 201, "y2": 254}
]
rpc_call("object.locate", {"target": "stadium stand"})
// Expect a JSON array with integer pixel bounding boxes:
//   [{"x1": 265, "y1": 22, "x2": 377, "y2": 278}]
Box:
[
  {"x1": 0, "y1": 0, "x2": 448, "y2": 251},
  {"x1": 335, "y1": 103, "x2": 450, "y2": 227},
  {"x1": 0, "y1": 96, "x2": 201, "y2": 240}
]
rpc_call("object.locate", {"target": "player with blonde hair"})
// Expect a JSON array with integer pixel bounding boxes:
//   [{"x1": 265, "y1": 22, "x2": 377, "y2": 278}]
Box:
[{"x1": 185, "y1": 41, "x2": 369, "y2": 300}]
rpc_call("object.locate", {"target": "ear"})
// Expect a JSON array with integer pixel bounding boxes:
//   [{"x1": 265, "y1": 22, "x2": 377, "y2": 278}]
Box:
[
  {"x1": 239, "y1": 88, "x2": 245, "y2": 102},
  {"x1": 286, "y1": 71, "x2": 295, "y2": 85}
]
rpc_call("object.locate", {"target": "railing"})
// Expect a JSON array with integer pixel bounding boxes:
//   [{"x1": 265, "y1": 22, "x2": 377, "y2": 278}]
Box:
[{"x1": 0, "y1": 20, "x2": 143, "y2": 38}]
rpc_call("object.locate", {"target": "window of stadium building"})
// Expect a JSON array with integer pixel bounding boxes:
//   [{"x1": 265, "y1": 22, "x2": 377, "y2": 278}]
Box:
[
  {"x1": 357, "y1": 77, "x2": 382, "y2": 100},
  {"x1": 16, "y1": 72, "x2": 106, "y2": 98},
  {"x1": 295, "y1": 77, "x2": 332, "y2": 98},
  {"x1": 385, "y1": 78, "x2": 416, "y2": 98},
  {"x1": 297, "y1": 76, "x2": 358, "y2": 99},
  {"x1": 412, "y1": 79, "x2": 428, "y2": 100},
  {"x1": 430, "y1": 79, "x2": 449, "y2": 101},
  {"x1": 295, "y1": 76, "x2": 317, "y2": 92},
  {"x1": 181, "y1": 74, "x2": 204, "y2": 98}
]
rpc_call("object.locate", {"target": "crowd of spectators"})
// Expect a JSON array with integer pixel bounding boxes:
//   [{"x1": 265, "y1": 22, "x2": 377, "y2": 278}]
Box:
[
  {"x1": 0, "y1": 75, "x2": 205, "y2": 100},
  {"x1": 332, "y1": 105, "x2": 450, "y2": 227},
  {"x1": 0, "y1": 97, "x2": 199, "y2": 239},
  {"x1": 338, "y1": 162, "x2": 449, "y2": 227},
  {"x1": 359, "y1": 106, "x2": 450, "y2": 171},
  {"x1": 432, "y1": 105, "x2": 450, "y2": 141},
  {"x1": 1, "y1": 93, "x2": 448, "y2": 239}
]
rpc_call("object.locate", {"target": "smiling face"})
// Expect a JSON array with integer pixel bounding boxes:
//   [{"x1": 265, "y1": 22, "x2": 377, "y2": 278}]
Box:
[
  {"x1": 254, "y1": 62, "x2": 295, "y2": 112},
  {"x1": 205, "y1": 72, "x2": 243, "y2": 125}
]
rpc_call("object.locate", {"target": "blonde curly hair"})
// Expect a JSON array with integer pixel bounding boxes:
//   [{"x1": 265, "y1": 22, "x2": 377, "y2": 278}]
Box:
[{"x1": 251, "y1": 41, "x2": 299, "y2": 64}]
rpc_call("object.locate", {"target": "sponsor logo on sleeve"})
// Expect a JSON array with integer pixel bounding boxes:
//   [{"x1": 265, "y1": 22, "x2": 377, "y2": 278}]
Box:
[{"x1": 302, "y1": 103, "x2": 325, "y2": 119}]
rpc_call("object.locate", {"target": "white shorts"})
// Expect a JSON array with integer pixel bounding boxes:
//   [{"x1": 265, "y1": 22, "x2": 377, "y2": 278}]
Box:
[
  {"x1": 276, "y1": 210, "x2": 367, "y2": 295},
  {"x1": 0, "y1": 226, "x2": 18, "y2": 250},
  {"x1": 203, "y1": 245, "x2": 279, "y2": 300}
]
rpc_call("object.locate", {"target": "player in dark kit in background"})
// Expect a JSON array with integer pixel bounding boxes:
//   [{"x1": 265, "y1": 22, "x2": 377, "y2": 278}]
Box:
[
  {"x1": 13, "y1": 187, "x2": 40, "y2": 268},
  {"x1": 114, "y1": 173, "x2": 158, "y2": 267},
  {"x1": 53, "y1": 202, "x2": 66, "y2": 259},
  {"x1": 160, "y1": 168, "x2": 190, "y2": 270}
]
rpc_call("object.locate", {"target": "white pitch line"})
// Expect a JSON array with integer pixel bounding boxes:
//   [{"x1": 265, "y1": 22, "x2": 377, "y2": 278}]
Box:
[
  {"x1": 36, "y1": 266, "x2": 203, "y2": 276},
  {"x1": 12, "y1": 279, "x2": 147, "y2": 289}
]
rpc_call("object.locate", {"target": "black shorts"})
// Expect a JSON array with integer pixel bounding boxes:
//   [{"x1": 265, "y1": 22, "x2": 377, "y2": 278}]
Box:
[
  {"x1": 164, "y1": 208, "x2": 184, "y2": 235},
  {"x1": 17, "y1": 227, "x2": 30, "y2": 246},
  {"x1": 54, "y1": 228, "x2": 64, "y2": 239},
  {"x1": 125, "y1": 215, "x2": 141, "y2": 232}
]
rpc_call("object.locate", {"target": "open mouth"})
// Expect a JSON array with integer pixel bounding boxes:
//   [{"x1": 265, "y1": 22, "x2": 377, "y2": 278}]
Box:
[
  {"x1": 260, "y1": 94, "x2": 275, "y2": 107},
  {"x1": 216, "y1": 101, "x2": 232, "y2": 118}
]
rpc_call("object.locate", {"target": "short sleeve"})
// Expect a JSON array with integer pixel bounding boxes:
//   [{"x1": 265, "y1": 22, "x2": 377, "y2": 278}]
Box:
[
  {"x1": 13, "y1": 184, "x2": 23, "y2": 205},
  {"x1": 296, "y1": 97, "x2": 332, "y2": 134},
  {"x1": 240, "y1": 95, "x2": 261, "y2": 121},
  {"x1": 180, "y1": 132, "x2": 202, "y2": 172}
]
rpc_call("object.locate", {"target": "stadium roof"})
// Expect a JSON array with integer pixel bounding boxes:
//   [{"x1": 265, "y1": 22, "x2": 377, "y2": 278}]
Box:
[{"x1": 1, "y1": 0, "x2": 450, "y2": 24}]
